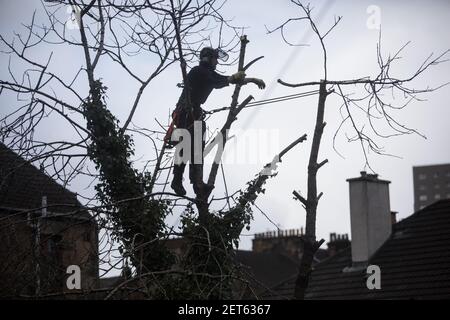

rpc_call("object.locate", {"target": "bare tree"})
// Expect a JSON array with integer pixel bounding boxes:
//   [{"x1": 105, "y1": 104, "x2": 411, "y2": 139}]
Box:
[
  {"x1": 0, "y1": 0, "x2": 305, "y2": 299},
  {"x1": 268, "y1": 0, "x2": 449, "y2": 299},
  {"x1": 0, "y1": 0, "x2": 243, "y2": 298}
]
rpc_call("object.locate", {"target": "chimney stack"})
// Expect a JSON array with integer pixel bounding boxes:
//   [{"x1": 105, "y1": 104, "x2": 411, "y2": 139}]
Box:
[
  {"x1": 327, "y1": 233, "x2": 350, "y2": 257},
  {"x1": 252, "y1": 228, "x2": 304, "y2": 260},
  {"x1": 346, "y1": 171, "x2": 391, "y2": 268}
]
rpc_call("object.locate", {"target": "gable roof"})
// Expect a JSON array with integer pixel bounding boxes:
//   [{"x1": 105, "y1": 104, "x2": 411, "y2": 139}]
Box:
[
  {"x1": 261, "y1": 199, "x2": 450, "y2": 299},
  {"x1": 0, "y1": 143, "x2": 88, "y2": 218}
]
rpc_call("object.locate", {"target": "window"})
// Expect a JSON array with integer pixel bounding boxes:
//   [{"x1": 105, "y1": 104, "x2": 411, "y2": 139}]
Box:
[
  {"x1": 434, "y1": 194, "x2": 441, "y2": 200},
  {"x1": 447, "y1": 194, "x2": 450, "y2": 199},
  {"x1": 433, "y1": 173, "x2": 439, "y2": 179},
  {"x1": 434, "y1": 184, "x2": 440, "y2": 189},
  {"x1": 419, "y1": 185, "x2": 426, "y2": 191},
  {"x1": 418, "y1": 173, "x2": 427, "y2": 180},
  {"x1": 419, "y1": 195, "x2": 428, "y2": 201}
]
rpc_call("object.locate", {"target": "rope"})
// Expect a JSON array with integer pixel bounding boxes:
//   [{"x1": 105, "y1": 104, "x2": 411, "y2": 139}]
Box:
[
  {"x1": 254, "y1": 202, "x2": 280, "y2": 231},
  {"x1": 159, "y1": 158, "x2": 173, "y2": 201},
  {"x1": 205, "y1": 89, "x2": 320, "y2": 115},
  {"x1": 220, "y1": 162, "x2": 231, "y2": 211}
]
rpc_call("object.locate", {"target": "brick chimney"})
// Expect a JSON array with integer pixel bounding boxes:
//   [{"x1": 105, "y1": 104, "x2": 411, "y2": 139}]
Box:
[
  {"x1": 346, "y1": 171, "x2": 391, "y2": 269},
  {"x1": 252, "y1": 228, "x2": 304, "y2": 260},
  {"x1": 327, "y1": 233, "x2": 350, "y2": 257}
]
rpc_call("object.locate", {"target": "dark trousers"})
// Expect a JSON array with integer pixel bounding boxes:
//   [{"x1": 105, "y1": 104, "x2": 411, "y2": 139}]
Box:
[{"x1": 172, "y1": 110, "x2": 206, "y2": 185}]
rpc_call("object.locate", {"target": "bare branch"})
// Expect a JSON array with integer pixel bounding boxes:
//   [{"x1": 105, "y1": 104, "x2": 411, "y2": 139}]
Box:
[{"x1": 293, "y1": 190, "x2": 307, "y2": 207}]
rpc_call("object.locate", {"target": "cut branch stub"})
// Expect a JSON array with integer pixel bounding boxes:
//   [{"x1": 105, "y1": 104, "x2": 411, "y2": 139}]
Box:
[
  {"x1": 317, "y1": 192, "x2": 323, "y2": 201},
  {"x1": 316, "y1": 159, "x2": 328, "y2": 170},
  {"x1": 293, "y1": 190, "x2": 308, "y2": 207},
  {"x1": 294, "y1": 237, "x2": 325, "y2": 300},
  {"x1": 237, "y1": 35, "x2": 249, "y2": 71}
]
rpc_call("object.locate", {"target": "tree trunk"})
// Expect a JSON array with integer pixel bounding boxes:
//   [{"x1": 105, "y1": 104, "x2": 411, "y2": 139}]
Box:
[{"x1": 294, "y1": 80, "x2": 328, "y2": 299}]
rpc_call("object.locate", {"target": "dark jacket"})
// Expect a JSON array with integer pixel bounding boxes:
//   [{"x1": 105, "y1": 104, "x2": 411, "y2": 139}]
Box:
[{"x1": 177, "y1": 61, "x2": 229, "y2": 119}]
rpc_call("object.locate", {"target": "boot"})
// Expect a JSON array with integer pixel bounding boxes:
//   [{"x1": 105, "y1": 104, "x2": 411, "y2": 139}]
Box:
[{"x1": 171, "y1": 175, "x2": 186, "y2": 196}]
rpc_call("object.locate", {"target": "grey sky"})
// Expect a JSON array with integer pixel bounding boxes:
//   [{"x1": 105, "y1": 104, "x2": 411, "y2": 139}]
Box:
[{"x1": 1, "y1": 0, "x2": 449, "y2": 253}]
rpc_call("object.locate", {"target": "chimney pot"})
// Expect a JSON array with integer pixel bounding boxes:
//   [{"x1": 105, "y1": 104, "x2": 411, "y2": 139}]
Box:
[
  {"x1": 330, "y1": 232, "x2": 336, "y2": 242},
  {"x1": 391, "y1": 211, "x2": 398, "y2": 225}
]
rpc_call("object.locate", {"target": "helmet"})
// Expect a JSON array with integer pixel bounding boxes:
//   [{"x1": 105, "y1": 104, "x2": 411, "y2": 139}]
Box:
[{"x1": 199, "y1": 47, "x2": 229, "y2": 62}]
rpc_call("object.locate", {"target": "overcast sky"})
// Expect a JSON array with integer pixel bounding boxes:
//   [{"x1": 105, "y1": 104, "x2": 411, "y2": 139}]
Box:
[{"x1": 1, "y1": 0, "x2": 450, "y2": 252}]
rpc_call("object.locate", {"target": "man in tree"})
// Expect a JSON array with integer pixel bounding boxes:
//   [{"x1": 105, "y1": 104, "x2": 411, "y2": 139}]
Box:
[{"x1": 170, "y1": 47, "x2": 266, "y2": 196}]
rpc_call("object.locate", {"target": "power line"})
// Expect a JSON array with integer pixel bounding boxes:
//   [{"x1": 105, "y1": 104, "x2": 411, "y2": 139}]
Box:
[{"x1": 241, "y1": 0, "x2": 336, "y2": 129}]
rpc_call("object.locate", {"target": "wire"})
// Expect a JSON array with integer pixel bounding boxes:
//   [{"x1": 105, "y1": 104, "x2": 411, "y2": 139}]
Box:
[
  {"x1": 253, "y1": 203, "x2": 280, "y2": 231},
  {"x1": 159, "y1": 158, "x2": 173, "y2": 201},
  {"x1": 246, "y1": 91, "x2": 319, "y2": 108},
  {"x1": 220, "y1": 162, "x2": 231, "y2": 211},
  {"x1": 205, "y1": 89, "x2": 319, "y2": 115}
]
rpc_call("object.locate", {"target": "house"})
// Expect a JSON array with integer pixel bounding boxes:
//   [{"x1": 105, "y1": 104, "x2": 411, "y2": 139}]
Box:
[
  {"x1": 235, "y1": 228, "x2": 332, "y2": 298},
  {"x1": 260, "y1": 172, "x2": 450, "y2": 299},
  {"x1": 163, "y1": 228, "x2": 334, "y2": 299},
  {"x1": 0, "y1": 143, "x2": 99, "y2": 298}
]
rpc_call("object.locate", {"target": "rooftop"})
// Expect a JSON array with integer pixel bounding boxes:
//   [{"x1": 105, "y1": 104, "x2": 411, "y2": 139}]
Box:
[
  {"x1": 260, "y1": 199, "x2": 450, "y2": 299},
  {"x1": 0, "y1": 143, "x2": 89, "y2": 218}
]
